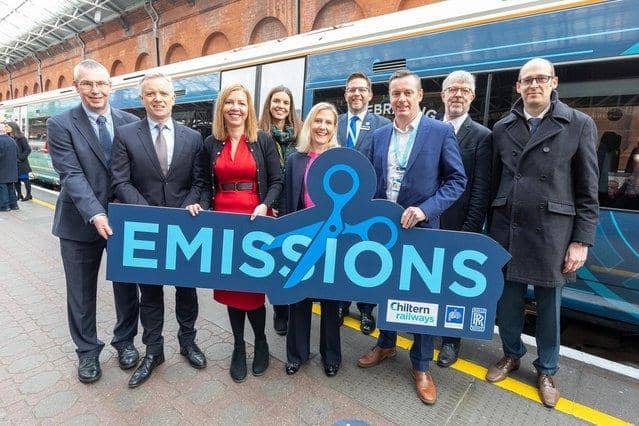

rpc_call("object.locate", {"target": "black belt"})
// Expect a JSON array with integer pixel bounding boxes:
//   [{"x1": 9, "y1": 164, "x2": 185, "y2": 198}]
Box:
[{"x1": 219, "y1": 182, "x2": 254, "y2": 191}]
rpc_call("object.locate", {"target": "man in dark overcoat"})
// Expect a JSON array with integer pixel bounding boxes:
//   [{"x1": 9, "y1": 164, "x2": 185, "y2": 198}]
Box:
[
  {"x1": 485, "y1": 58, "x2": 599, "y2": 408},
  {"x1": 0, "y1": 125, "x2": 18, "y2": 211}
]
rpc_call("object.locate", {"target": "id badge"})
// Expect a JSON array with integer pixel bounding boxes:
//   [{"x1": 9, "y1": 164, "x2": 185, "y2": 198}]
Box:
[{"x1": 391, "y1": 178, "x2": 402, "y2": 193}]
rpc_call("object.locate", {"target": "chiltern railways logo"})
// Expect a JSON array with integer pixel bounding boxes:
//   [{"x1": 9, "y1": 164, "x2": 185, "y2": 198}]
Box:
[{"x1": 386, "y1": 299, "x2": 438, "y2": 327}]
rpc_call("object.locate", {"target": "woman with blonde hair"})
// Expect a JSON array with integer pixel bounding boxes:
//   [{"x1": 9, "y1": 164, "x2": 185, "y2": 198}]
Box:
[
  {"x1": 187, "y1": 83, "x2": 282, "y2": 383},
  {"x1": 258, "y1": 85, "x2": 301, "y2": 336},
  {"x1": 281, "y1": 102, "x2": 342, "y2": 377}
]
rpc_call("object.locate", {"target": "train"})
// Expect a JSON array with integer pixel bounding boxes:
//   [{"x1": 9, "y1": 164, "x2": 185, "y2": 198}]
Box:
[{"x1": 0, "y1": 0, "x2": 637, "y2": 330}]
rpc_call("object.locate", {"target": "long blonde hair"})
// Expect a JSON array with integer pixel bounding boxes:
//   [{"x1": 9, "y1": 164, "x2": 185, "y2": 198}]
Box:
[
  {"x1": 213, "y1": 83, "x2": 258, "y2": 142},
  {"x1": 296, "y1": 102, "x2": 339, "y2": 154}
]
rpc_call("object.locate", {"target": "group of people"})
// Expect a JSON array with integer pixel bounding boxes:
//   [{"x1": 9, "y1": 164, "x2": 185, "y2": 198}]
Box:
[
  {"x1": 0, "y1": 121, "x2": 33, "y2": 211},
  {"x1": 46, "y1": 57, "x2": 598, "y2": 409}
]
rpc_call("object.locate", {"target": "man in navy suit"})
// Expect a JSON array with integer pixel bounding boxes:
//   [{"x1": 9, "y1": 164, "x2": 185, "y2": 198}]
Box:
[
  {"x1": 336, "y1": 71, "x2": 391, "y2": 335},
  {"x1": 437, "y1": 70, "x2": 492, "y2": 368},
  {"x1": 111, "y1": 73, "x2": 207, "y2": 388},
  {"x1": 47, "y1": 59, "x2": 140, "y2": 384},
  {"x1": 357, "y1": 69, "x2": 466, "y2": 405}
]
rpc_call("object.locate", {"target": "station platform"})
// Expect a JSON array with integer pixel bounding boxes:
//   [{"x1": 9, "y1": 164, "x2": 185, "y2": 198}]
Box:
[{"x1": 0, "y1": 189, "x2": 637, "y2": 425}]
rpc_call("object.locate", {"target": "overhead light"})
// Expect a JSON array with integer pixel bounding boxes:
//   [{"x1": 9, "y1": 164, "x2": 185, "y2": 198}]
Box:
[{"x1": 94, "y1": 10, "x2": 102, "y2": 23}]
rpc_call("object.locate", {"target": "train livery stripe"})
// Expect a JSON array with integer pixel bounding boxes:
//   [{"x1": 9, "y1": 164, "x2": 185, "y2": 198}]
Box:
[{"x1": 311, "y1": 304, "x2": 632, "y2": 425}]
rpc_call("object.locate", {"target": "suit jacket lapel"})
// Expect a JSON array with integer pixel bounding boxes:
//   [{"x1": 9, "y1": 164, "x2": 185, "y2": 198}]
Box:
[
  {"x1": 405, "y1": 117, "x2": 428, "y2": 173},
  {"x1": 354, "y1": 112, "x2": 372, "y2": 150},
  {"x1": 456, "y1": 116, "x2": 472, "y2": 149},
  {"x1": 72, "y1": 105, "x2": 108, "y2": 168},
  {"x1": 137, "y1": 118, "x2": 165, "y2": 178},
  {"x1": 522, "y1": 118, "x2": 563, "y2": 157},
  {"x1": 338, "y1": 114, "x2": 348, "y2": 147},
  {"x1": 378, "y1": 126, "x2": 392, "y2": 183},
  {"x1": 167, "y1": 120, "x2": 185, "y2": 178}
]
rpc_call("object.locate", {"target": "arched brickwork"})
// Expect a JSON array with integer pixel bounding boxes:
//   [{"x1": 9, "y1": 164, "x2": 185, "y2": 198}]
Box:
[
  {"x1": 0, "y1": 92, "x2": 3, "y2": 101},
  {"x1": 110, "y1": 60, "x2": 125, "y2": 76},
  {"x1": 249, "y1": 17, "x2": 288, "y2": 45},
  {"x1": 312, "y1": 0, "x2": 365, "y2": 30},
  {"x1": 14, "y1": 88, "x2": 19, "y2": 98},
  {"x1": 33, "y1": 82, "x2": 40, "y2": 94},
  {"x1": 5, "y1": 90, "x2": 10, "y2": 100},
  {"x1": 397, "y1": 0, "x2": 440, "y2": 10},
  {"x1": 164, "y1": 43, "x2": 188, "y2": 65},
  {"x1": 44, "y1": 79, "x2": 51, "y2": 91},
  {"x1": 135, "y1": 52, "x2": 152, "y2": 71},
  {"x1": 57, "y1": 75, "x2": 66, "y2": 88},
  {"x1": 23, "y1": 86, "x2": 29, "y2": 97},
  {"x1": 202, "y1": 32, "x2": 231, "y2": 56}
]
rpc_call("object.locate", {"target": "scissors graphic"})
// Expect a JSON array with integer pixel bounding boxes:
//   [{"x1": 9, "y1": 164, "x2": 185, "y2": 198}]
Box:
[{"x1": 264, "y1": 164, "x2": 398, "y2": 289}]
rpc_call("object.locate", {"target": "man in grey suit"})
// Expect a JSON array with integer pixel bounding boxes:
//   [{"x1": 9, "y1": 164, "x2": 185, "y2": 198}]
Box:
[
  {"x1": 47, "y1": 59, "x2": 140, "y2": 384},
  {"x1": 111, "y1": 73, "x2": 207, "y2": 388},
  {"x1": 336, "y1": 71, "x2": 390, "y2": 335},
  {"x1": 437, "y1": 70, "x2": 492, "y2": 368}
]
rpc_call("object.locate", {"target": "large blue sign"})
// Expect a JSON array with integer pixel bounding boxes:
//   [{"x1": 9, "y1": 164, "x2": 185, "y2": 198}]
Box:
[{"x1": 107, "y1": 149, "x2": 510, "y2": 339}]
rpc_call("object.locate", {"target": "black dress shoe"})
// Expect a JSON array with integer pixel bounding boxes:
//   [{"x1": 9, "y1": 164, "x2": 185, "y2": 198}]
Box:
[
  {"x1": 117, "y1": 344, "x2": 140, "y2": 370},
  {"x1": 437, "y1": 338, "x2": 461, "y2": 368},
  {"x1": 360, "y1": 312, "x2": 376, "y2": 335},
  {"x1": 273, "y1": 313, "x2": 288, "y2": 336},
  {"x1": 323, "y1": 363, "x2": 340, "y2": 377},
  {"x1": 252, "y1": 339, "x2": 269, "y2": 376},
  {"x1": 230, "y1": 344, "x2": 247, "y2": 383},
  {"x1": 337, "y1": 306, "x2": 349, "y2": 326},
  {"x1": 78, "y1": 356, "x2": 101, "y2": 383},
  {"x1": 128, "y1": 353, "x2": 164, "y2": 388},
  {"x1": 23, "y1": 195, "x2": 32, "y2": 201},
  {"x1": 285, "y1": 362, "x2": 300, "y2": 375},
  {"x1": 180, "y1": 343, "x2": 207, "y2": 369}
]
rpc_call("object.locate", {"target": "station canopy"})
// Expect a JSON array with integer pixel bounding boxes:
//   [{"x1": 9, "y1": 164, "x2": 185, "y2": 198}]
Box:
[{"x1": 0, "y1": 0, "x2": 146, "y2": 67}]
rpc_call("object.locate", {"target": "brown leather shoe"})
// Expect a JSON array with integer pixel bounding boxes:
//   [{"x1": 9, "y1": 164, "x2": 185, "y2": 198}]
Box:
[
  {"x1": 357, "y1": 346, "x2": 396, "y2": 368},
  {"x1": 485, "y1": 356, "x2": 520, "y2": 382},
  {"x1": 538, "y1": 374, "x2": 560, "y2": 408},
  {"x1": 412, "y1": 369, "x2": 437, "y2": 405}
]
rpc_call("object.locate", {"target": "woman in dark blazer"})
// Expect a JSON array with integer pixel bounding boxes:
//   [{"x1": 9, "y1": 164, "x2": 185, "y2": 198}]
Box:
[
  {"x1": 282, "y1": 102, "x2": 342, "y2": 377},
  {"x1": 186, "y1": 83, "x2": 282, "y2": 383},
  {"x1": 4, "y1": 122, "x2": 32, "y2": 201}
]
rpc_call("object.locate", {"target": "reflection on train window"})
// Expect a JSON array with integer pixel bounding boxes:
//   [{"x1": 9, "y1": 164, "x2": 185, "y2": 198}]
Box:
[
  {"x1": 27, "y1": 116, "x2": 48, "y2": 152},
  {"x1": 125, "y1": 101, "x2": 213, "y2": 139}
]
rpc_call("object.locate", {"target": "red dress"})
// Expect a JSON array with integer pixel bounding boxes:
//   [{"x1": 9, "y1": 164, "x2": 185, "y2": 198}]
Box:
[{"x1": 212, "y1": 136, "x2": 266, "y2": 311}]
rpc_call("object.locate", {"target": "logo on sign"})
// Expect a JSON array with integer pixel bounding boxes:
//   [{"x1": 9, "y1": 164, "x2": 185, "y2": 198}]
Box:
[
  {"x1": 386, "y1": 299, "x2": 438, "y2": 327},
  {"x1": 444, "y1": 305, "x2": 465, "y2": 329},
  {"x1": 470, "y1": 307, "x2": 487, "y2": 332}
]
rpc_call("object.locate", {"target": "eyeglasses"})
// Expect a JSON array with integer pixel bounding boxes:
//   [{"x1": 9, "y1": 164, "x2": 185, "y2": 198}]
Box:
[
  {"x1": 346, "y1": 86, "x2": 369, "y2": 94},
  {"x1": 518, "y1": 75, "x2": 553, "y2": 86},
  {"x1": 77, "y1": 80, "x2": 110, "y2": 90},
  {"x1": 444, "y1": 86, "x2": 473, "y2": 96}
]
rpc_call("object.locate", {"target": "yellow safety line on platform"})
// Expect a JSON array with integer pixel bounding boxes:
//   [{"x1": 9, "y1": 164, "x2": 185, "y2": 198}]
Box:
[
  {"x1": 31, "y1": 198, "x2": 628, "y2": 425},
  {"x1": 311, "y1": 304, "x2": 630, "y2": 426}
]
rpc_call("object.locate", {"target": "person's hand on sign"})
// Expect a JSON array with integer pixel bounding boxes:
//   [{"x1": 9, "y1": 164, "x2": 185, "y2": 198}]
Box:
[
  {"x1": 272, "y1": 208, "x2": 279, "y2": 217},
  {"x1": 400, "y1": 206, "x2": 427, "y2": 229},
  {"x1": 186, "y1": 203, "x2": 203, "y2": 216},
  {"x1": 250, "y1": 203, "x2": 268, "y2": 220},
  {"x1": 92, "y1": 214, "x2": 113, "y2": 239}
]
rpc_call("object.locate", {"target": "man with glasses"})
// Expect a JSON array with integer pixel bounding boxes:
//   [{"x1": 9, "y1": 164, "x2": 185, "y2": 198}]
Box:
[
  {"x1": 336, "y1": 71, "x2": 390, "y2": 334},
  {"x1": 111, "y1": 73, "x2": 208, "y2": 388},
  {"x1": 47, "y1": 59, "x2": 140, "y2": 383},
  {"x1": 485, "y1": 58, "x2": 598, "y2": 408},
  {"x1": 437, "y1": 70, "x2": 492, "y2": 368}
]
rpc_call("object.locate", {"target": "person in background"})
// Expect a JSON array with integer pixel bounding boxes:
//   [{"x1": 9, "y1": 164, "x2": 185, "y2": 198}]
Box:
[
  {"x1": 282, "y1": 102, "x2": 342, "y2": 378},
  {"x1": 336, "y1": 71, "x2": 391, "y2": 335},
  {"x1": 4, "y1": 122, "x2": 32, "y2": 201},
  {"x1": 0, "y1": 124, "x2": 19, "y2": 212},
  {"x1": 187, "y1": 83, "x2": 282, "y2": 383},
  {"x1": 259, "y1": 85, "x2": 302, "y2": 336}
]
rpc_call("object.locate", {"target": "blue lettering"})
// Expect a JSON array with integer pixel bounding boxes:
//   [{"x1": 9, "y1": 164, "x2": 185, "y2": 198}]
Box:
[
  {"x1": 399, "y1": 246, "x2": 444, "y2": 293},
  {"x1": 123, "y1": 221, "x2": 158, "y2": 269},
  {"x1": 282, "y1": 234, "x2": 314, "y2": 281},
  {"x1": 450, "y1": 250, "x2": 487, "y2": 297},
  {"x1": 240, "y1": 231, "x2": 275, "y2": 278},
  {"x1": 344, "y1": 241, "x2": 392, "y2": 288},
  {"x1": 165, "y1": 225, "x2": 212, "y2": 273},
  {"x1": 221, "y1": 229, "x2": 234, "y2": 275},
  {"x1": 323, "y1": 238, "x2": 337, "y2": 284}
]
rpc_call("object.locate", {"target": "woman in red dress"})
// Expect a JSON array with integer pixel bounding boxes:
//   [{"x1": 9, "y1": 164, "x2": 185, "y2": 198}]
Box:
[{"x1": 187, "y1": 83, "x2": 282, "y2": 382}]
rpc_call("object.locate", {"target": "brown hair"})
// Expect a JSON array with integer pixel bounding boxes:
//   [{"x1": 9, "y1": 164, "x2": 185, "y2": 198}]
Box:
[
  {"x1": 213, "y1": 83, "x2": 258, "y2": 142},
  {"x1": 258, "y1": 85, "x2": 301, "y2": 136},
  {"x1": 346, "y1": 71, "x2": 372, "y2": 89}
]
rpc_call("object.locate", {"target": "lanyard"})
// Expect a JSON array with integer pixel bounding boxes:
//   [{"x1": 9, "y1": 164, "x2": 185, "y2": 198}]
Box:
[{"x1": 391, "y1": 125, "x2": 418, "y2": 170}]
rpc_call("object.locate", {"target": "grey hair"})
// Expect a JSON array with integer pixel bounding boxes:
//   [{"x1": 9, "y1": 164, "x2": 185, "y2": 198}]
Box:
[
  {"x1": 138, "y1": 72, "x2": 174, "y2": 95},
  {"x1": 519, "y1": 58, "x2": 556, "y2": 78},
  {"x1": 73, "y1": 59, "x2": 109, "y2": 81},
  {"x1": 442, "y1": 70, "x2": 476, "y2": 92}
]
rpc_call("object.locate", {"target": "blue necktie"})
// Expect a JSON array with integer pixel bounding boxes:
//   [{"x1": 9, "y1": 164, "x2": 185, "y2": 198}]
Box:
[
  {"x1": 528, "y1": 117, "x2": 542, "y2": 136},
  {"x1": 96, "y1": 115, "x2": 111, "y2": 163},
  {"x1": 347, "y1": 115, "x2": 359, "y2": 149}
]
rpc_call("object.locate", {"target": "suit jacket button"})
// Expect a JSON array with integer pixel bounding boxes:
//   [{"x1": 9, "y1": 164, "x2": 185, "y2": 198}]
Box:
[
  {"x1": 512, "y1": 223, "x2": 518, "y2": 228},
  {"x1": 536, "y1": 226, "x2": 544, "y2": 233},
  {"x1": 512, "y1": 150, "x2": 518, "y2": 156},
  {"x1": 542, "y1": 146, "x2": 550, "y2": 153},
  {"x1": 540, "y1": 175, "x2": 547, "y2": 181},
  {"x1": 538, "y1": 203, "x2": 545, "y2": 209},
  {"x1": 515, "y1": 173, "x2": 522, "y2": 179}
]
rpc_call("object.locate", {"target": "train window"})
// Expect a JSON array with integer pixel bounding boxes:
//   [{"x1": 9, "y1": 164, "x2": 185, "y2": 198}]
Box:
[
  {"x1": 124, "y1": 101, "x2": 214, "y2": 140},
  {"x1": 27, "y1": 116, "x2": 48, "y2": 152},
  {"x1": 258, "y1": 58, "x2": 305, "y2": 120},
  {"x1": 489, "y1": 58, "x2": 639, "y2": 211},
  {"x1": 221, "y1": 66, "x2": 257, "y2": 105},
  {"x1": 312, "y1": 74, "x2": 487, "y2": 123}
]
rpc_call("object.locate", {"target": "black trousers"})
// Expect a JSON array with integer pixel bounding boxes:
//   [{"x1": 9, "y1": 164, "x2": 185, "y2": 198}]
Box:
[
  {"x1": 286, "y1": 299, "x2": 341, "y2": 365},
  {"x1": 339, "y1": 300, "x2": 375, "y2": 315},
  {"x1": 59, "y1": 238, "x2": 139, "y2": 359},
  {"x1": 273, "y1": 304, "x2": 288, "y2": 320},
  {"x1": 139, "y1": 284, "x2": 198, "y2": 355}
]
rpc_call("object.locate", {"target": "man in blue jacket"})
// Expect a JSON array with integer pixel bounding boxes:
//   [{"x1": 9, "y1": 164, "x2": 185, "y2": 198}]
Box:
[{"x1": 357, "y1": 69, "x2": 466, "y2": 405}]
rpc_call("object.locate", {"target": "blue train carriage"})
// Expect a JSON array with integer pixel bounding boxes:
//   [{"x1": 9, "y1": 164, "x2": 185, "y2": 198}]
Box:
[{"x1": 0, "y1": 0, "x2": 636, "y2": 328}]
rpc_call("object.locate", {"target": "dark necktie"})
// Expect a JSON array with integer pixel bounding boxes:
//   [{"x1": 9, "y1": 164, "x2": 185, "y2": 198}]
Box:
[
  {"x1": 154, "y1": 124, "x2": 169, "y2": 176},
  {"x1": 528, "y1": 117, "x2": 542, "y2": 136},
  {"x1": 96, "y1": 115, "x2": 111, "y2": 163},
  {"x1": 347, "y1": 115, "x2": 359, "y2": 149}
]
